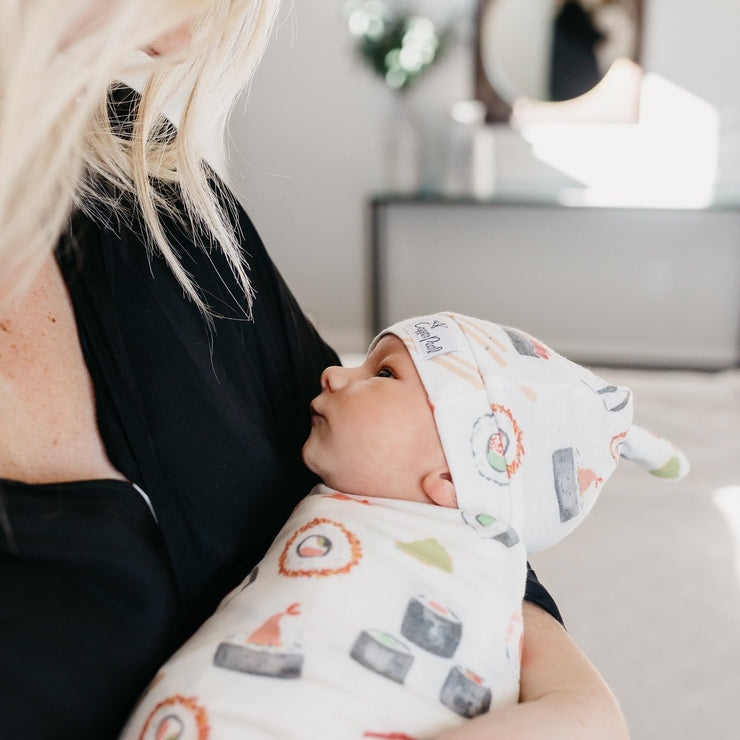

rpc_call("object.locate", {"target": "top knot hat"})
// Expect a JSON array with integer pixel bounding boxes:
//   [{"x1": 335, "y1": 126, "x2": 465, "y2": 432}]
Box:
[{"x1": 376, "y1": 312, "x2": 689, "y2": 554}]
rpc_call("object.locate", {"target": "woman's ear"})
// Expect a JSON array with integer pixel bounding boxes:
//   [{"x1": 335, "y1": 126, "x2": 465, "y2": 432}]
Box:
[{"x1": 422, "y1": 469, "x2": 458, "y2": 509}]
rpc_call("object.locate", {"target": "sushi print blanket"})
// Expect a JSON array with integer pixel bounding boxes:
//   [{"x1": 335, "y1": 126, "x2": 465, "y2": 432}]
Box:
[{"x1": 120, "y1": 485, "x2": 528, "y2": 740}]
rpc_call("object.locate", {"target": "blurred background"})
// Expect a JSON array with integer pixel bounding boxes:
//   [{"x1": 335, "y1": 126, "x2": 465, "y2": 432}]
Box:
[
  {"x1": 226, "y1": 0, "x2": 740, "y2": 361},
  {"x1": 222, "y1": 2, "x2": 740, "y2": 736}
]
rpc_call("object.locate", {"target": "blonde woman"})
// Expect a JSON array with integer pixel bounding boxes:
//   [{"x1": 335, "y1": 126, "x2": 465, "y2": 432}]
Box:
[{"x1": 0, "y1": 2, "x2": 627, "y2": 739}]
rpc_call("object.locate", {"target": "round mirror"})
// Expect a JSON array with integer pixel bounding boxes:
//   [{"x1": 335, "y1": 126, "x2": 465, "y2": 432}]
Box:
[{"x1": 475, "y1": 0, "x2": 643, "y2": 121}]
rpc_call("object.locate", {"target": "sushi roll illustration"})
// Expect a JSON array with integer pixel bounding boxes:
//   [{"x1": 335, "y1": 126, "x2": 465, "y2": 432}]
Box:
[
  {"x1": 552, "y1": 447, "x2": 582, "y2": 522},
  {"x1": 462, "y1": 511, "x2": 519, "y2": 547},
  {"x1": 400, "y1": 595, "x2": 462, "y2": 658},
  {"x1": 610, "y1": 431, "x2": 628, "y2": 462},
  {"x1": 213, "y1": 603, "x2": 303, "y2": 679},
  {"x1": 580, "y1": 375, "x2": 631, "y2": 412},
  {"x1": 597, "y1": 385, "x2": 630, "y2": 413},
  {"x1": 552, "y1": 448, "x2": 602, "y2": 522},
  {"x1": 137, "y1": 695, "x2": 210, "y2": 740},
  {"x1": 439, "y1": 666, "x2": 492, "y2": 718},
  {"x1": 350, "y1": 630, "x2": 414, "y2": 683},
  {"x1": 470, "y1": 406, "x2": 524, "y2": 485},
  {"x1": 279, "y1": 518, "x2": 362, "y2": 578},
  {"x1": 504, "y1": 328, "x2": 550, "y2": 359}
]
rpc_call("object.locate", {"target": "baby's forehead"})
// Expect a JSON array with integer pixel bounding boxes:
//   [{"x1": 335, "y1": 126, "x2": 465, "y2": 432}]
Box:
[{"x1": 370, "y1": 333, "x2": 409, "y2": 356}]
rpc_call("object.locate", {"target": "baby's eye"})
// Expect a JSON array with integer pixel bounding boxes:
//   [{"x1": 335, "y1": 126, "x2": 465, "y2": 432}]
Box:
[{"x1": 377, "y1": 367, "x2": 395, "y2": 379}]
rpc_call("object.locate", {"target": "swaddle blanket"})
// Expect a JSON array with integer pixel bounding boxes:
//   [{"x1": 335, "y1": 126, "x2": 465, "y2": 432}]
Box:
[
  {"x1": 121, "y1": 314, "x2": 689, "y2": 740},
  {"x1": 120, "y1": 485, "x2": 528, "y2": 740}
]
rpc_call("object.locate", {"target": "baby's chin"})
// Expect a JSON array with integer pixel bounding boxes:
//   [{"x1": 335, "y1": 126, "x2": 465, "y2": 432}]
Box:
[
  {"x1": 300, "y1": 442, "x2": 315, "y2": 473},
  {"x1": 301, "y1": 437, "x2": 327, "y2": 482}
]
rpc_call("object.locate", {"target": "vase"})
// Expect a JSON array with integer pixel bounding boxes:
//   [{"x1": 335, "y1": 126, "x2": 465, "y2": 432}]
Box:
[
  {"x1": 385, "y1": 95, "x2": 423, "y2": 195},
  {"x1": 442, "y1": 99, "x2": 495, "y2": 199},
  {"x1": 442, "y1": 100, "x2": 494, "y2": 199}
]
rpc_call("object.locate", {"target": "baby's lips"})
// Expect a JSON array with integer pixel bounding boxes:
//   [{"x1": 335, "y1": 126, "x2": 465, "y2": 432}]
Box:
[{"x1": 309, "y1": 400, "x2": 325, "y2": 419}]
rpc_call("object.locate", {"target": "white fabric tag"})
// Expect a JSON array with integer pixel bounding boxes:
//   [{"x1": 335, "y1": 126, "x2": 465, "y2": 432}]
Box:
[{"x1": 405, "y1": 318, "x2": 459, "y2": 360}]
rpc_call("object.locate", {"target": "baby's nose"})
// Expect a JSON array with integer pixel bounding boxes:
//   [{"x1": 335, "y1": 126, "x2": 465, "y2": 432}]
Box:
[{"x1": 320, "y1": 365, "x2": 350, "y2": 392}]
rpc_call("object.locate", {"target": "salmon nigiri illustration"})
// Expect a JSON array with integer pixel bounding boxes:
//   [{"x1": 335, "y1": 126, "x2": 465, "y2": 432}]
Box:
[
  {"x1": 247, "y1": 603, "x2": 301, "y2": 647},
  {"x1": 214, "y1": 603, "x2": 305, "y2": 679},
  {"x1": 578, "y1": 467, "x2": 603, "y2": 494}
]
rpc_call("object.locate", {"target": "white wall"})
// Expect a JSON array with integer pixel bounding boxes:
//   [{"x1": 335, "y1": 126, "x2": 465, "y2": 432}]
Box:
[
  {"x1": 227, "y1": 0, "x2": 477, "y2": 350},
  {"x1": 227, "y1": 0, "x2": 740, "y2": 354},
  {"x1": 642, "y1": 0, "x2": 740, "y2": 111}
]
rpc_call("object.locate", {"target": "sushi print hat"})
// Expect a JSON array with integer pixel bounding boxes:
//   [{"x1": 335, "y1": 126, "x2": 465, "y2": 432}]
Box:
[{"x1": 376, "y1": 312, "x2": 689, "y2": 555}]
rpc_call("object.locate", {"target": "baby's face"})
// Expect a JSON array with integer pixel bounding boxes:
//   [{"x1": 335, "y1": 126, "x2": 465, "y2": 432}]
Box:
[{"x1": 302, "y1": 335, "x2": 447, "y2": 502}]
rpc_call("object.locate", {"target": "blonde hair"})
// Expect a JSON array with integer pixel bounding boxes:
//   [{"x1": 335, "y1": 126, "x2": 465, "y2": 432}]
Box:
[{"x1": 0, "y1": 0, "x2": 281, "y2": 315}]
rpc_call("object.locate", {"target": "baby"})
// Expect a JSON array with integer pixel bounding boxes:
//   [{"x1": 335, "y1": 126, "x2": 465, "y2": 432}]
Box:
[{"x1": 120, "y1": 312, "x2": 688, "y2": 740}]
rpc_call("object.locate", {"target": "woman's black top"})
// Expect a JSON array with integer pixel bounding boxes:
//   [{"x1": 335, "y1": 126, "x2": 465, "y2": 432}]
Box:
[{"x1": 0, "y1": 166, "x2": 560, "y2": 740}]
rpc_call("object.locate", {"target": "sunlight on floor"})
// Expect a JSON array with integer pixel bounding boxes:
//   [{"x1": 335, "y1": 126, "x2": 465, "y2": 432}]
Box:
[{"x1": 713, "y1": 486, "x2": 740, "y2": 587}]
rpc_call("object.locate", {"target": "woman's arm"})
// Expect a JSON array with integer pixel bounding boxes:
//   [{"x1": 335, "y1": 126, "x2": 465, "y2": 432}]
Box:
[{"x1": 436, "y1": 602, "x2": 630, "y2": 739}]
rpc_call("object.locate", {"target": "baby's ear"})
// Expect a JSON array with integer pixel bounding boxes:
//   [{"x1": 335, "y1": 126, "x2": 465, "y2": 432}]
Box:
[{"x1": 422, "y1": 469, "x2": 458, "y2": 509}]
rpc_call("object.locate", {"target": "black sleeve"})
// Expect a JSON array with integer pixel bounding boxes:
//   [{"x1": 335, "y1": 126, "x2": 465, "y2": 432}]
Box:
[{"x1": 524, "y1": 564, "x2": 564, "y2": 626}]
